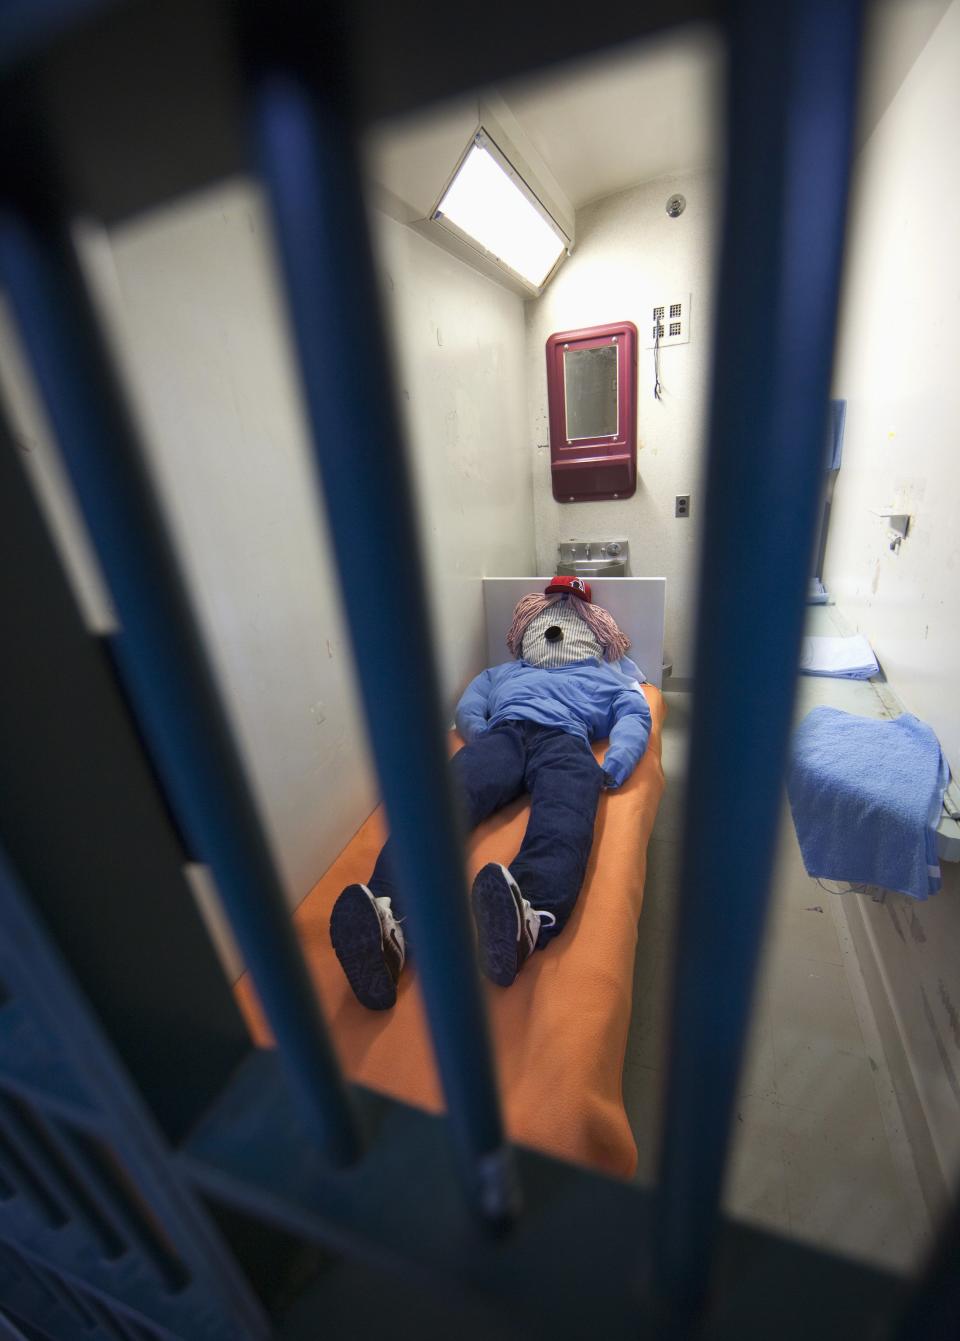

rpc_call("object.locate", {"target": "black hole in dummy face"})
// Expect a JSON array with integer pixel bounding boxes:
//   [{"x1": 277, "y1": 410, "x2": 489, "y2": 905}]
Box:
[{"x1": 544, "y1": 626, "x2": 563, "y2": 643}]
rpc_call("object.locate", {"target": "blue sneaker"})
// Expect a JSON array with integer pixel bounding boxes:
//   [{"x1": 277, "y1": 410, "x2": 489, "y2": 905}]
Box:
[
  {"x1": 330, "y1": 884, "x2": 406, "y2": 1010},
  {"x1": 471, "y1": 863, "x2": 556, "y2": 987}
]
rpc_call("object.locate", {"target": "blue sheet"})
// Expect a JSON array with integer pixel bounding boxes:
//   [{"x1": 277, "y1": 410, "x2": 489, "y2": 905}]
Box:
[{"x1": 787, "y1": 707, "x2": 948, "y2": 900}]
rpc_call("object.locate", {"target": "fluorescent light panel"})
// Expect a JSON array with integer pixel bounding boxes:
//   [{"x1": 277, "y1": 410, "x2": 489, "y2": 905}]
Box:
[{"x1": 436, "y1": 139, "x2": 566, "y2": 288}]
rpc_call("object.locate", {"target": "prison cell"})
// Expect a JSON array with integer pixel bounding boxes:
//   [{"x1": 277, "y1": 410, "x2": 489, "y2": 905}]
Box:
[{"x1": 0, "y1": 0, "x2": 956, "y2": 1337}]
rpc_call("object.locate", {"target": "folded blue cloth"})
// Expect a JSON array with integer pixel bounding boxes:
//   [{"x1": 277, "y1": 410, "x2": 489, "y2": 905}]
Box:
[
  {"x1": 825, "y1": 398, "x2": 846, "y2": 471},
  {"x1": 787, "y1": 707, "x2": 948, "y2": 900},
  {"x1": 799, "y1": 634, "x2": 878, "y2": 679},
  {"x1": 807, "y1": 579, "x2": 829, "y2": 605}
]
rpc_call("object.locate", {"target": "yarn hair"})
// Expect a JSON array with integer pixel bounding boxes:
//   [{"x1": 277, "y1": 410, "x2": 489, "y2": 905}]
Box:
[{"x1": 506, "y1": 592, "x2": 630, "y2": 663}]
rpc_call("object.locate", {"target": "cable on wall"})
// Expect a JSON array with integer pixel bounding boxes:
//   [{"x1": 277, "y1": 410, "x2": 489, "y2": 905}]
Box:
[{"x1": 653, "y1": 313, "x2": 663, "y2": 401}]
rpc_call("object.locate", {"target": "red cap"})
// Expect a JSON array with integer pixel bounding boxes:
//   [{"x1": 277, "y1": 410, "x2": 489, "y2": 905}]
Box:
[{"x1": 544, "y1": 575, "x2": 592, "y2": 603}]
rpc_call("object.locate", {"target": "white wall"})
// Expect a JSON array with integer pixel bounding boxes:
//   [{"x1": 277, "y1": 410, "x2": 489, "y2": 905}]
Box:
[
  {"x1": 101, "y1": 186, "x2": 532, "y2": 904},
  {"x1": 88, "y1": 181, "x2": 377, "y2": 910},
  {"x1": 524, "y1": 169, "x2": 716, "y2": 680},
  {"x1": 0, "y1": 297, "x2": 116, "y2": 637},
  {"x1": 824, "y1": 0, "x2": 960, "y2": 1203},
  {"x1": 371, "y1": 210, "x2": 533, "y2": 695},
  {"x1": 2, "y1": 180, "x2": 531, "y2": 913},
  {"x1": 826, "y1": 0, "x2": 960, "y2": 775}
]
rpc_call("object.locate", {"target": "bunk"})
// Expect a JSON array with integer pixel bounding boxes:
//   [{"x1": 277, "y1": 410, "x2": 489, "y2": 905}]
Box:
[{"x1": 238, "y1": 685, "x2": 665, "y2": 1177}]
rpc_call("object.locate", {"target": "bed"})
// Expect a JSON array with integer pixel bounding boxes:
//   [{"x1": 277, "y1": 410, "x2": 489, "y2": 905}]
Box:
[{"x1": 237, "y1": 577, "x2": 667, "y2": 1178}]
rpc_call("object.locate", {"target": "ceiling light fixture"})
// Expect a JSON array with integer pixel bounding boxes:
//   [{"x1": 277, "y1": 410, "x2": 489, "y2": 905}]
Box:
[{"x1": 433, "y1": 131, "x2": 568, "y2": 291}]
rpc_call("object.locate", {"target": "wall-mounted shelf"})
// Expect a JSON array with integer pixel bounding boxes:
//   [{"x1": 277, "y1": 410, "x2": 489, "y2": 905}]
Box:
[{"x1": 938, "y1": 777, "x2": 960, "y2": 863}]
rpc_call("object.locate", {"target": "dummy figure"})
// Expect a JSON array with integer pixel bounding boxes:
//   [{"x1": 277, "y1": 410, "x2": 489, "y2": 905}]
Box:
[{"x1": 331, "y1": 576, "x2": 652, "y2": 1009}]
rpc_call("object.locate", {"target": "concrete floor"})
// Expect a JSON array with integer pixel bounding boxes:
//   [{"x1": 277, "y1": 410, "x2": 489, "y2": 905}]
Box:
[{"x1": 622, "y1": 671, "x2": 932, "y2": 1275}]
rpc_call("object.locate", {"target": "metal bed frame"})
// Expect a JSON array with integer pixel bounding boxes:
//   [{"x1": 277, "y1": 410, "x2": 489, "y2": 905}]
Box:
[{"x1": 0, "y1": 0, "x2": 955, "y2": 1336}]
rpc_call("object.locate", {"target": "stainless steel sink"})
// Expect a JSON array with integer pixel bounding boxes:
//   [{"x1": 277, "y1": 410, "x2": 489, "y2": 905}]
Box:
[
  {"x1": 556, "y1": 540, "x2": 629, "y2": 578},
  {"x1": 556, "y1": 559, "x2": 627, "y2": 577}
]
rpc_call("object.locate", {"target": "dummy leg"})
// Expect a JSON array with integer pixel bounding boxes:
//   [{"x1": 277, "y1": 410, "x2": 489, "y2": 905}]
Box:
[
  {"x1": 332, "y1": 724, "x2": 525, "y2": 1007},
  {"x1": 471, "y1": 727, "x2": 603, "y2": 986},
  {"x1": 510, "y1": 728, "x2": 604, "y2": 944},
  {"x1": 366, "y1": 723, "x2": 526, "y2": 917}
]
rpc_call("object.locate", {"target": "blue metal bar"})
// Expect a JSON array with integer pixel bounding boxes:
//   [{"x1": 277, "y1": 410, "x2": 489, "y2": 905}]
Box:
[
  {"x1": 0, "y1": 1261, "x2": 68, "y2": 1341},
  {"x1": 0, "y1": 1308, "x2": 32, "y2": 1341},
  {"x1": 52, "y1": 1278, "x2": 99, "y2": 1333},
  {"x1": 0, "y1": 1250, "x2": 81, "y2": 1341},
  {"x1": 894, "y1": 1193, "x2": 960, "y2": 1340},
  {"x1": 0, "y1": 194, "x2": 358, "y2": 1169},
  {"x1": 0, "y1": 1096, "x2": 118, "y2": 1250},
  {"x1": 654, "y1": 0, "x2": 863, "y2": 1307},
  {"x1": 247, "y1": 32, "x2": 512, "y2": 1217},
  {"x1": 54, "y1": 1125, "x2": 164, "y2": 1275},
  {"x1": 4, "y1": 1105, "x2": 127, "y2": 1262},
  {"x1": 7, "y1": 1255, "x2": 97, "y2": 1334},
  {"x1": 0, "y1": 1249, "x2": 57, "y2": 1311},
  {"x1": 57, "y1": 1129, "x2": 189, "y2": 1291},
  {"x1": 86, "y1": 1295, "x2": 133, "y2": 1341},
  {"x1": 0, "y1": 1251, "x2": 106, "y2": 1341},
  {"x1": 0, "y1": 843, "x2": 269, "y2": 1339},
  {"x1": 0, "y1": 1124, "x2": 67, "y2": 1228}
]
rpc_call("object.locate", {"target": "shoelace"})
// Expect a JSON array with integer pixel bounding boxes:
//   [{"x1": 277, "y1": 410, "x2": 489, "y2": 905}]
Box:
[
  {"x1": 372, "y1": 893, "x2": 406, "y2": 966},
  {"x1": 521, "y1": 898, "x2": 556, "y2": 946}
]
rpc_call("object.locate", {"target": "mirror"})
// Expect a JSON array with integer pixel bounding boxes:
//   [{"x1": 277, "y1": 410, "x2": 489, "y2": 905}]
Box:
[{"x1": 563, "y1": 344, "x2": 618, "y2": 440}]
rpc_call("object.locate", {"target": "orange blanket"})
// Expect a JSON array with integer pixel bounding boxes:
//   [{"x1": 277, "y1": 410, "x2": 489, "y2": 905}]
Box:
[{"x1": 237, "y1": 686, "x2": 665, "y2": 1178}]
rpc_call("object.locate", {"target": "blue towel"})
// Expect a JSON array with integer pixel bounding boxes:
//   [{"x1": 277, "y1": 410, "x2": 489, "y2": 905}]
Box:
[{"x1": 787, "y1": 707, "x2": 948, "y2": 900}]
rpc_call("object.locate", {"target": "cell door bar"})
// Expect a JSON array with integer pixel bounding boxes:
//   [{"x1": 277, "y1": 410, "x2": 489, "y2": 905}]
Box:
[
  {"x1": 653, "y1": 0, "x2": 864, "y2": 1309},
  {"x1": 246, "y1": 22, "x2": 514, "y2": 1220},
  {"x1": 894, "y1": 1194, "x2": 960, "y2": 1340},
  {"x1": 0, "y1": 178, "x2": 358, "y2": 1171}
]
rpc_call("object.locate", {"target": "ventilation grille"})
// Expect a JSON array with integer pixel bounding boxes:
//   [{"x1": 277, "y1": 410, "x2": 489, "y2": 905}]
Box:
[{"x1": 647, "y1": 295, "x2": 691, "y2": 348}]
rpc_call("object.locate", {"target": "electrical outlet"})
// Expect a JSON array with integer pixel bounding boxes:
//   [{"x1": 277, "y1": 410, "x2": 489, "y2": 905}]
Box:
[
  {"x1": 675, "y1": 495, "x2": 690, "y2": 518},
  {"x1": 646, "y1": 294, "x2": 692, "y2": 348}
]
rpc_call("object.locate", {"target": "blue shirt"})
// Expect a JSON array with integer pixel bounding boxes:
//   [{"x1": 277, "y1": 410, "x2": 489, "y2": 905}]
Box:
[{"x1": 454, "y1": 656, "x2": 652, "y2": 788}]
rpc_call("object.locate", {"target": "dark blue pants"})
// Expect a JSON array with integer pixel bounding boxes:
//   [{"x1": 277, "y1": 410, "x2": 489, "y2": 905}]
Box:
[{"x1": 367, "y1": 721, "x2": 605, "y2": 948}]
